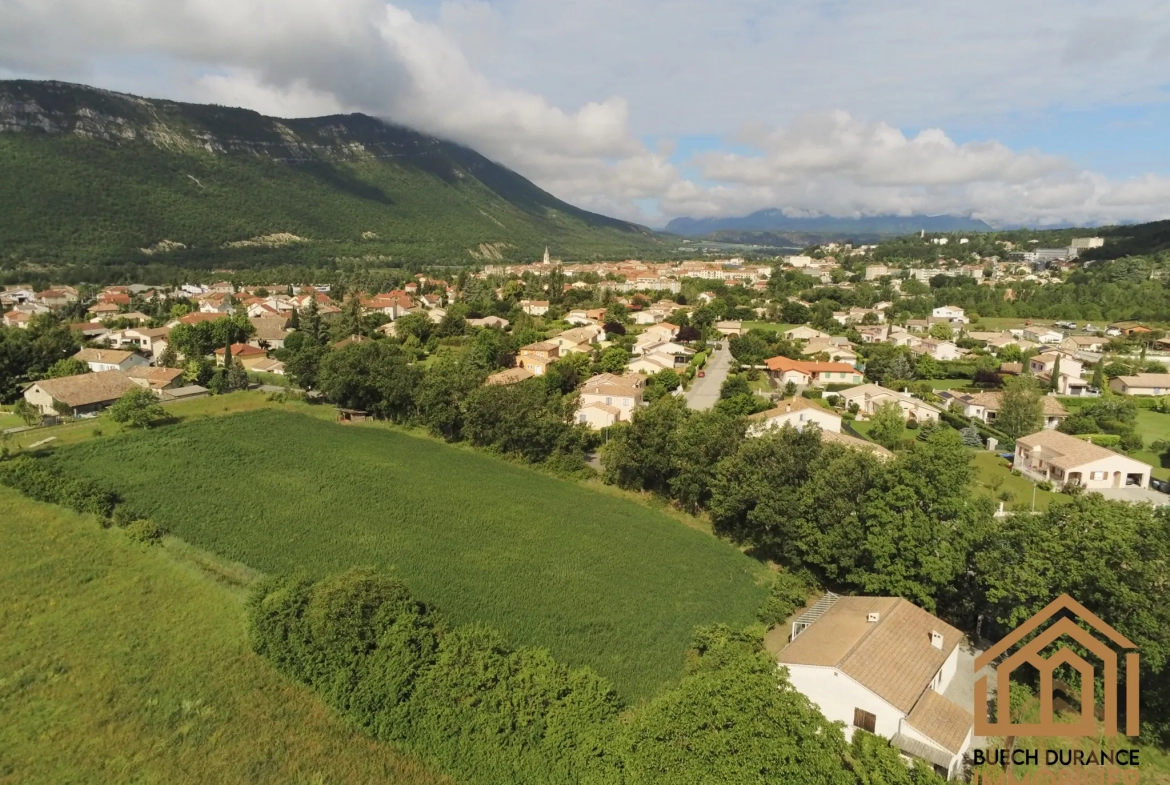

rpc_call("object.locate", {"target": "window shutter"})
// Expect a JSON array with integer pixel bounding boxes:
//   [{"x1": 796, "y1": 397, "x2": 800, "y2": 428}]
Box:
[{"x1": 853, "y1": 708, "x2": 877, "y2": 733}]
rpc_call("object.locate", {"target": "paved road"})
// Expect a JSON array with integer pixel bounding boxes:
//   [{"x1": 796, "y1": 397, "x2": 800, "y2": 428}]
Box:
[{"x1": 684, "y1": 344, "x2": 733, "y2": 410}]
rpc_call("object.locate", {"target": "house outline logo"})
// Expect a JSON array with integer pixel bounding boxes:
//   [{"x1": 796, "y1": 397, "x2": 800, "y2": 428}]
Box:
[{"x1": 974, "y1": 594, "x2": 1139, "y2": 738}]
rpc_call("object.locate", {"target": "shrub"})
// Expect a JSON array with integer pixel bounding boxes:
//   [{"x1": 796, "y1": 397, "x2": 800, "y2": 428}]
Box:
[
  {"x1": 125, "y1": 519, "x2": 164, "y2": 544},
  {"x1": 1074, "y1": 433, "x2": 1122, "y2": 448},
  {"x1": 0, "y1": 457, "x2": 117, "y2": 518},
  {"x1": 1119, "y1": 431, "x2": 1144, "y2": 453},
  {"x1": 1037, "y1": 480, "x2": 1053, "y2": 492},
  {"x1": 757, "y1": 571, "x2": 811, "y2": 629},
  {"x1": 905, "y1": 419, "x2": 920, "y2": 430}
]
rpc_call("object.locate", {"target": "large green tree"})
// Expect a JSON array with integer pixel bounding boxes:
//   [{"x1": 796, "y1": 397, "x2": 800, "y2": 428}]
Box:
[{"x1": 996, "y1": 376, "x2": 1044, "y2": 438}]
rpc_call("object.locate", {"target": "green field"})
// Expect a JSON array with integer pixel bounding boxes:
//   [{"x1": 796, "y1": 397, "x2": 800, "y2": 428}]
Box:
[
  {"x1": 971, "y1": 450, "x2": 1062, "y2": 511},
  {"x1": 0, "y1": 486, "x2": 451, "y2": 785},
  {"x1": 48, "y1": 409, "x2": 770, "y2": 700}
]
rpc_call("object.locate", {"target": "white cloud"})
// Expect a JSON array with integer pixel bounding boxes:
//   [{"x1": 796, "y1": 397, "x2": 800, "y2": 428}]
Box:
[{"x1": 1, "y1": 0, "x2": 1169, "y2": 227}]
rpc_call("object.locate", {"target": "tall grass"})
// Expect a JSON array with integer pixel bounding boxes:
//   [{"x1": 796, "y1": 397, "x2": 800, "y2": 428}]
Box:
[
  {"x1": 0, "y1": 487, "x2": 452, "y2": 785},
  {"x1": 49, "y1": 409, "x2": 770, "y2": 699}
]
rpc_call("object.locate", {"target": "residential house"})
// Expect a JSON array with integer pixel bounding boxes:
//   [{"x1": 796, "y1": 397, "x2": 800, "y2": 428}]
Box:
[
  {"x1": 1109, "y1": 374, "x2": 1170, "y2": 396},
  {"x1": 36, "y1": 289, "x2": 78, "y2": 308},
  {"x1": 517, "y1": 342, "x2": 560, "y2": 376},
  {"x1": 214, "y1": 343, "x2": 269, "y2": 369},
  {"x1": 125, "y1": 366, "x2": 184, "y2": 391},
  {"x1": 746, "y1": 397, "x2": 842, "y2": 436},
  {"x1": 775, "y1": 594, "x2": 974, "y2": 779},
  {"x1": 856, "y1": 325, "x2": 889, "y2": 344},
  {"x1": 251, "y1": 358, "x2": 286, "y2": 375},
  {"x1": 249, "y1": 317, "x2": 291, "y2": 350},
  {"x1": 2, "y1": 310, "x2": 31, "y2": 329},
  {"x1": 552, "y1": 325, "x2": 605, "y2": 355},
  {"x1": 67, "y1": 322, "x2": 110, "y2": 341},
  {"x1": 836, "y1": 384, "x2": 941, "y2": 423},
  {"x1": 1029, "y1": 353, "x2": 1091, "y2": 396},
  {"x1": 485, "y1": 367, "x2": 535, "y2": 386},
  {"x1": 911, "y1": 339, "x2": 962, "y2": 362},
  {"x1": 801, "y1": 339, "x2": 858, "y2": 365},
  {"x1": 764, "y1": 356, "x2": 864, "y2": 389},
  {"x1": 467, "y1": 316, "x2": 510, "y2": 329},
  {"x1": 1060, "y1": 335, "x2": 1106, "y2": 354},
  {"x1": 426, "y1": 307, "x2": 448, "y2": 325},
  {"x1": 784, "y1": 326, "x2": 832, "y2": 342},
  {"x1": 942, "y1": 390, "x2": 1068, "y2": 430},
  {"x1": 1022, "y1": 327, "x2": 1063, "y2": 345},
  {"x1": 116, "y1": 311, "x2": 153, "y2": 325},
  {"x1": 24, "y1": 371, "x2": 139, "y2": 417},
  {"x1": 108, "y1": 327, "x2": 172, "y2": 361},
  {"x1": 641, "y1": 323, "x2": 680, "y2": 343},
  {"x1": 931, "y1": 305, "x2": 968, "y2": 324},
  {"x1": 566, "y1": 309, "x2": 595, "y2": 326},
  {"x1": 627, "y1": 353, "x2": 678, "y2": 375},
  {"x1": 1014, "y1": 430, "x2": 1150, "y2": 490},
  {"x1": 87, "y1": 302, "x2": 121, "y2": 321},
  {"x1": 905, "y1": 319, "x2": 930, "y2": 333},
  {"x1": 73, "y1": 347, "x2": 148, "y2": 373},
  {"x1": 715, "y1": 320, "x2": 743, "y2": 337},
  {"x1": 575, "y1": 373, "x2": 644, "y2": 429},
  {"x1": 632, "y1": 309, "x2": 666, "y2": 325},
  {"x1": 520, "y1": 299, "x2": 550, "y2": 316},
  {"x1": 1110, "y1": 321, "x2": 1150, "y2": 337}
]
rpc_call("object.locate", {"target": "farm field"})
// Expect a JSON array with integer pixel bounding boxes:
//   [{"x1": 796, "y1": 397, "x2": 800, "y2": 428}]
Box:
[
  {"x1": 48, "y1": 409, "x2": 771, "y2": 700},
  {"x1": 0, "y1": 486, "x2": 451, "y2": 785}
]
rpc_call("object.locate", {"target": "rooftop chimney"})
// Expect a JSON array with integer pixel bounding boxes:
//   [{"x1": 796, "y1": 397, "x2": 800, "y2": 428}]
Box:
[
  {"x1": 867, "y1": 612, "x2": 880, "y2": 623},
  {"x1": 930, "y1": 631, "x2": 944, "y2": 650},
  {"x1": 786, "y1": 402, "x2": 791, "y2": 412}
]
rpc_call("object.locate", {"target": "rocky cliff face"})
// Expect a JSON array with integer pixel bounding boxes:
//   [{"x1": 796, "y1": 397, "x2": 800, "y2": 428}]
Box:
[{"x1": 0, "y1": 79, "x2": 451, "y2": 165}]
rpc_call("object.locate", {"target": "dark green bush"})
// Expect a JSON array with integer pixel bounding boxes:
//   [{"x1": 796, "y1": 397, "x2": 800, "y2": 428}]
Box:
[{"x1": 0, "y1": 457, "x2": 116, "y2": 517}]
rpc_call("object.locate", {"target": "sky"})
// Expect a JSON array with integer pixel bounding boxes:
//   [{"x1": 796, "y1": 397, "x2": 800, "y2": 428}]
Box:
[{"x1": 2, "y1": 0, "x2": 1170, "y2": 229}]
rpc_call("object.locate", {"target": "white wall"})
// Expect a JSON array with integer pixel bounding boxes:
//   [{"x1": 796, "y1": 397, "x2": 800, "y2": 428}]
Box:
[
  {"x1": 783, "y1": 664, "x2": 905, "y2": 741},
  {"x1": 750, "y1": 408, "x2": 842, "y2": 436},
  {"x1": 938, "y1": 644, "x2": 959, "y2": 693}
]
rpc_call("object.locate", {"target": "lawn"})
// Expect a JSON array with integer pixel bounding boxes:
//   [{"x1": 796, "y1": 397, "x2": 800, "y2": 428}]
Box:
[
  {"x1": 247, "y1": 370, "x2": 291, "y2": 387},
  {"x1": 921, "y1": 378, "x2": 973, "y2": 390},
  {"x1": 971, "y1": 450, "x2": 1062, "y2": 511},
  {"x1": 0, "y1": 486, "x2": 451, "y2": 785},
  {"x1": 47, "y1": 409, "x2": 770, "y2": 700},
  {"x1": 1130, "y1": 410, "x2": 1170, "y2": 480},
  {"x1": 740, "y1": 321, "x2": 798, "y2": 334},
  {"x1": 848, "y1": 416, "x2": 921, "y2": 444}
]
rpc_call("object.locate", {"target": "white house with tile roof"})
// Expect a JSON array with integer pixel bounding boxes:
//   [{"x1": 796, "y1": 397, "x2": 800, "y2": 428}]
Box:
[{"x1": 775, "y1": 594, "x2": 975, "y2": 779}]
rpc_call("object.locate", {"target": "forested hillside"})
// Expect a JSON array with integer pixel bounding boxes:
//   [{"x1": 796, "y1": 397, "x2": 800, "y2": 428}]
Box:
[{"x1": 0, "y1": 80, "x2": 666, "y2": 275}]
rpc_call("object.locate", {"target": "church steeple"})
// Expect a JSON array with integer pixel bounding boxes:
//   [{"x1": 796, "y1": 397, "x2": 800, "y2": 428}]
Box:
[{"x1": 543, "y1": 247, "x2": 550, "y2": 264}]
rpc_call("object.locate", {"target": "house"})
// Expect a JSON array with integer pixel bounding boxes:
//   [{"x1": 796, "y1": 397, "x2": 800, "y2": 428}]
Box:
[
  {"x1": 1028, "y1": 353, "x2": 1091, "y2": 396},
  {"x1": 566, "y1": 309, "x2": 595, "y2": 326},
  {"x1": 36, "y1": 289, "x2": 78, "y2": 308},
  {"x1": 1022, "y1": 327, "x2": 1063, "y2": 345},
  {"x1": 485, "y1": 367, "x2": 535, "y2": 386},
  {"x1": 332, "y1": 335, "x2": 370, "y2": 350},
  {"x1": 88, "y1": 302, "x2": 121, "y2": 320},
  {"x1": 1014, "y1": 430, "x2": 1150, "y2": 490},
  {"x1": 73, "y1": 347, "x2": 149, "y2": 373},
  {"x1": 632, "y1": 310, "x2": 666, "y2": 325},
  {"x1": 931, "y1": 305, "x2": 968, "y2": 324},
  {"x1": 574, "y1": 373, "x2": 644, "y2": 429},
  {"x1": 856, "y1": 325, "x2": 889, "y2": 344},
  {"x1": 67, "y1": 322, "x2": 110, "y2": 341},
  {"x1": 837, "y1": 384, "x2": 941, "y2": 423},
  {"x1": 775, "y1": 594, "x2": 974, "y2": 779},
  {"x1": 628, "y1": 351, "x2": 689, "y2": 375},
  {"x1": 1110, "y1": 321, "x2": 1150, "y2": 337},
  {"x1": 24, "y1": 371, "x2": 139, "y2": 417},
  {"x1": 520, "y1": 299, "x2": 550, "y2": 316},
  {"x1": 158, "y1": 385, "x2": 209, "y2": 402},
  {"x1": 426, "y1": 307, "x2": 448, "y2": 325},
  {"x1": 641, "y1": 323, "x2": 680, "y2": 343},
  {"x1": 467, "y1": 316, "x2": 510, "y2": 329},
  {"x1": 214, "y1": 343, "x2": 269, "y2": 369},
  {"x1": 110, "y1": 327, "x2": 172, "y2": 360},
  {"x1": 910, "y1": 339, "x2": 961, "y2": 361},
  {"x1": 125, "y1": 366, "x2": 184, "y2": 391},
  {"x1": 1060, "y1": 335, "x2": 1106, "y2": 354},
  {"x1": 714, "y1": 321, "x2": 743, "y2": 337},
  {"x1": 251, "y1": 358, "x2": 286, "y2": 375},
  {"x1": 801, "y1": 339, "x2": 858, "y2": 365},
  {"x1": 942, "y1": 390, "x2": 1068, "y2": 430},
  {"x1": 552, "y1": 325, "x2": 605, "y2": 355},
  {"x1": 784, "y1": 326, "x2": 832, "y2": 342},
  {"x1": 1109, "y1": 374, "x2": 1170, "y2": 396},
  {"x1": 2, "y1": 310, "x2": 31, "y2": 329},
  {"x1": 249, "y1": 317, "x2": 291, "y2": 349},
  {"x1": 764, "y1": 356, "x2": 864, "y2": 389},
  {"x1": 746, "y1": 397, "x2": 842, "y2": 436},
  {"x1": 517, "y1": 342, "x2": 560, "y2": 376}
]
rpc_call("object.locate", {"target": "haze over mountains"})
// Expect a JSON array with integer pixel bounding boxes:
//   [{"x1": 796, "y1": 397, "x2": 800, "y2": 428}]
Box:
[
  {"x1": 664, "y1": 210, "x2": 994, "y2": 237},
  {"x1": 0, "y1": 80, "x2": 665, "y2": 272}
]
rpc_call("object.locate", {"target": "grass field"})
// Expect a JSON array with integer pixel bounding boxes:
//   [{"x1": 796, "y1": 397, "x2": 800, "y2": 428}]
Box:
[
  {"x1": 1132, "y1": 409, "x2": 1170, "y2": 481},
  {"x1": 48, "y1": 409, "x2": 770, "y2": 700},
  {"x1": 921, "y1": 379, "x2": 973, "y2": 390},
  {"x1": 971, "y1": 450, "x2": 1062, "y2": 511},
  {"x1": 0, "y1": 486, "x2": 451, "y2": 785}
]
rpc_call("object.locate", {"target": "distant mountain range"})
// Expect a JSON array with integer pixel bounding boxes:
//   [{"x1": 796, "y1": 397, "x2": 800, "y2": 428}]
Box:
[
  {"x1": 665, "y1": 210, "x2": 994, "y2": 237},
  {"x1": 0, "y1": 80, "x2": 666, "y2": 273}
]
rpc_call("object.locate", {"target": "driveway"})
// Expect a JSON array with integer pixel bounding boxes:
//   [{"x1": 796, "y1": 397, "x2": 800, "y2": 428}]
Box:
[{"x1": 684, "y1": 344, "x2": 733, "y2": 410}]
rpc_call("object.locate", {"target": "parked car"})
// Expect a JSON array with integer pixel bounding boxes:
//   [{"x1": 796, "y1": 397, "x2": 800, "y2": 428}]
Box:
[{"x1": 698, "y1": 370, "x2": 706, "y2": 378}]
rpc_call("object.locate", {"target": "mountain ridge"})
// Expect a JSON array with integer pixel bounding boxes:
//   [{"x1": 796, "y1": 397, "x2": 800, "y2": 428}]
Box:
[
  {"x1": 0, "y1": 80, "x2": 665, "y2": 273},
  {"x1": 665, "y1": 209, "x2": 994, "y2": 237}
]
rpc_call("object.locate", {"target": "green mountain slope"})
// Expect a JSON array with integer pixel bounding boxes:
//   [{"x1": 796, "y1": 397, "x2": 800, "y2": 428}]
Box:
[{"x1": 0, "y1": 80, "x2": 666, "y2": 272}]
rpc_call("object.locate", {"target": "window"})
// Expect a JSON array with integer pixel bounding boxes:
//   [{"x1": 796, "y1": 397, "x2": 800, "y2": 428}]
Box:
[
  {"x1": 606, "y1": 397, "x2": 613, "y2": 405},
  {"x1": 854, "y1": 708, "x2": 877, "y2": 733},
  {"x1": 578, "y1": 414, "x2": 587, "y2": 424},
  {"x1": 799, "y1": 413, "x2": 806, "y2": 422},
  {"x1": 1090, "y1": 471, "x2": 1107, "y2": 481}
]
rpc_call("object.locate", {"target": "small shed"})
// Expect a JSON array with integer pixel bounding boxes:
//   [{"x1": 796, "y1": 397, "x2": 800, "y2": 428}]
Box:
[{"x1": 336, "y1": 408, "x2": 371, "y2": 424}]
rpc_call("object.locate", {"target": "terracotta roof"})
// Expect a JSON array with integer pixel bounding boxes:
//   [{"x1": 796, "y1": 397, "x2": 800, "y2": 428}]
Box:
[
  {"x1": 214, "y1": 343, "x2": 266, "y2": 356},
  {"x1": 68, "y1": 322, "x2": 108, "y2": 334},
  {"x1": 957, "y1": 391, "x2": 1068, "y2": 417},
  {"x1": 178, "y1": 312, "x2": 228, "y2": 325},
  {"x1": 125, "y1": 366, "x2": 184, "y2": 388},
  {"x1": 580, "y1": 402, "x2": 621, "y2": 416},
  {"x1": 821, "y1": 430, "x2": 893, "y2": 458},
  {"x1": 32, "y1": 370, "x2": 138, "y2": 407},
  {"x1": 1017, "y1": 429, "x2": 1138, "y2": 471},
  {"x1": 765, "y1": 356, "x2": 858, "y2": 374},
  {"x1": 778, "y1": 596, "x2": 963, "y2": 713},
  {"x1": 74, "y1": 348, "x2": 137, "y2": 364},
  {"x1": 520, "y1": 341, "x2": 559, "y2": 352},
  {"x1": 906, "y1": 689, "x2": 973, "y2": 753}
]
